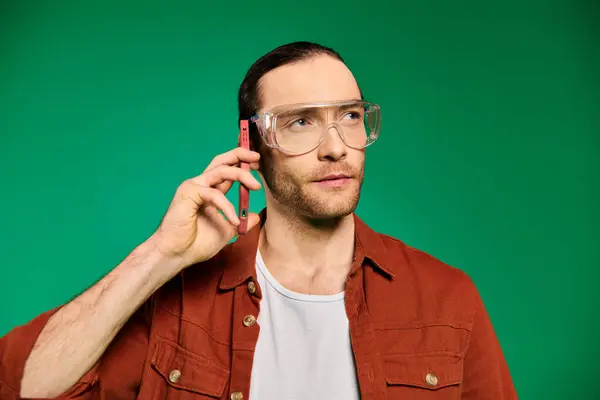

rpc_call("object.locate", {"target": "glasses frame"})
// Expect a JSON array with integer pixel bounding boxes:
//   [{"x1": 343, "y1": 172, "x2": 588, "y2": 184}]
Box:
[{"x1": 248, "y1": 100, "x2": 381, "y2": 155}]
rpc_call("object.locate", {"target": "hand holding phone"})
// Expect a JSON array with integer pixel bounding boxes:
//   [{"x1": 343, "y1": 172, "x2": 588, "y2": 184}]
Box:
[{"x1": 237, "y1": 120, "x2": 250, "y2": 235}]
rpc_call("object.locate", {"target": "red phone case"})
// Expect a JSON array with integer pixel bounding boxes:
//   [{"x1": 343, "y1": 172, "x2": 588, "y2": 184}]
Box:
[{"x1": 238, "y1": 120, "x2": 250, "y2": 235}]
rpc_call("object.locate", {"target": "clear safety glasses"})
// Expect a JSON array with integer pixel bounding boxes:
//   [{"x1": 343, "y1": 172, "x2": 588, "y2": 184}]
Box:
[{"x1": 249, "y1": 100, "x2": 381, "y2": 155}]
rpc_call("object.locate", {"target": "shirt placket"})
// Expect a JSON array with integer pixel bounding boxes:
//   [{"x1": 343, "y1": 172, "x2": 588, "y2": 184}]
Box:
[
  {"x1": 346, "y1": 268, "x2": 387, "y2": 400},
  {"x1": 228, "y1": 279, "x2": 261, "y2": 400}
]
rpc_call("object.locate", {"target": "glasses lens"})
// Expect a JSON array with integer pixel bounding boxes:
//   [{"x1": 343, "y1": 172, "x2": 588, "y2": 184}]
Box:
[
  {"x1": 274, "y1": 107, "x2": 325, "y2": 154},
  {"x1": 266, "y1": 101, "x2": 380, "y2": 154},
  {"x1": 336, "y1": 102, "x2": 381, "y2": 149}
]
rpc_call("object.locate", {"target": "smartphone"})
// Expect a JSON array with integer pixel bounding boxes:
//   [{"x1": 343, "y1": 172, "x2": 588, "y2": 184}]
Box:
[{"x1": 237, "y1": 120, "x2": 250, "y2": 235}]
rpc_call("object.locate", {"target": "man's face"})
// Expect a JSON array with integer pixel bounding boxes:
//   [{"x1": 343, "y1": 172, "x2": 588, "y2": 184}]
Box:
[{"x1": 257, "y1": 55, "x2": 365, "y2": 219}]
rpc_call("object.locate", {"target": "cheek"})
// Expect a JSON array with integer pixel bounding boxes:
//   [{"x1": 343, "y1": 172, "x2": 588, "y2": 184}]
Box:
[
  {"x1": 350, "y1": 150, "x2": 366, "y2": 164},
  {"x1": 350, "y1": 152, "x2": 366, "y2": 174},
  {"x1": 282, "y1": 164, "x2": 310, "y2": 185},
  {"x1": 270, "y1": 155, "x2": 313, "y2": 181}
]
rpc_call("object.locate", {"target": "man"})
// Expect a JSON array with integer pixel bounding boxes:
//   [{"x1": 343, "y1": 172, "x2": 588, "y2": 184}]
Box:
[{"x1": 0, "y1": 42, "x2": 517, "y2": 399}]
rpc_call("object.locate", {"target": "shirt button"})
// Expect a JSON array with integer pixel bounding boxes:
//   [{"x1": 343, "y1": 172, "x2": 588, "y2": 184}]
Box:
[
  {"x1": 247, "y1": 281, "x2": 256, "y2": 294},
  {"x1": 425, "y1": 372, "x2": 438, "y2": 387},
  {"x1": 243, "y1": 315, "x2": 256, "y2": 327},
  {"x1": 230, "y1": 392, "x2": 243, "y2": 400},
  {"x1": 169, "y1": 369, "x2": 181, "y2": 383}
]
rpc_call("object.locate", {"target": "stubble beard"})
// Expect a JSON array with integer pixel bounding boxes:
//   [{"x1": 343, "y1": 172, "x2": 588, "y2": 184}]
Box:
[{"x1": 260, "y1": 155, "x2": 364, "y2": 220}]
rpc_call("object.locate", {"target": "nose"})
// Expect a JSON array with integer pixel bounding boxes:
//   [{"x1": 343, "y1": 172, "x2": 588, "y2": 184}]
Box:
[{"x1": 317, "y1": 125, "x2": 347, "y2": 161}]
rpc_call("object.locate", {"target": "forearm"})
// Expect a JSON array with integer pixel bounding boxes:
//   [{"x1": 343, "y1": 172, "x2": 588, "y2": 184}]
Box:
[{"x1": 20, "y1": 237, "x2": 180, "y2": 399}]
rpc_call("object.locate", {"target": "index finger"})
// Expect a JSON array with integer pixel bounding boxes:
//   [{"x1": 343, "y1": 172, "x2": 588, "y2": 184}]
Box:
[{"x1": 204, "y1": 147, "x2": 261, "y2": 173}]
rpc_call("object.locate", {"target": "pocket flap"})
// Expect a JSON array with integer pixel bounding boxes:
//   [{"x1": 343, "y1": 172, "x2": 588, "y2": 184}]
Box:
[
  {"x1": 385, "y1": 352, "x2": 463, "y2": 390},
  {"x1": 151, "y1": 338, "x2": 230, "y2": 398}
]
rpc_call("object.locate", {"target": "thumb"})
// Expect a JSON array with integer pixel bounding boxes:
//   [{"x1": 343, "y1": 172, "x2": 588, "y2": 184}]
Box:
[
  {"x1": 246, "y1": 212, "x2": 261, "y2": 232},
  {"x1": 228, "y1": 212, "x2": 261, "y2": 241}
]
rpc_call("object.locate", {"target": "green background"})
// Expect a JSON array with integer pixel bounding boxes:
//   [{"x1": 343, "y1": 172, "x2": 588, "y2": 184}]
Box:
[{"x1": 1, "y1": 1, "x2": 598, "y2": 398}]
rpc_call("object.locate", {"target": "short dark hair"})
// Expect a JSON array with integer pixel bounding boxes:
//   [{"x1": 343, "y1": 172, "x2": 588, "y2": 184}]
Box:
[{"x1": 237, "y1": 41, "x2": 345, "y2": 152}]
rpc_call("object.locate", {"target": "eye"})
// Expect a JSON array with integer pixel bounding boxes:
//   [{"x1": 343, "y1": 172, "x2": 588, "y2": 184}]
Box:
[
  {"x1": 291, "y1": 118, "x2": 311, "y2": 127},
  {"x1": 343, "y1": 111, "x2": 362, "y2": 120}
]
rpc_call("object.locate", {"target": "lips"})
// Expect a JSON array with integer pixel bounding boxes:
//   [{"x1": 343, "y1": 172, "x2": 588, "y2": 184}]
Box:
[
  {"x1": 315, "y1": 174, "x2": 351, "y2": 182},
  {"x1": 313, "y1": 174, "x2": 353, "y2": 188}
]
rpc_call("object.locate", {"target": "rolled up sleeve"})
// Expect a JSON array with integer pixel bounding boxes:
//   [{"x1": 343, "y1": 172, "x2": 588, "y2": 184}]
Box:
[{"x1": 0, "y1": 308, "x2": 99, "y2": 400}]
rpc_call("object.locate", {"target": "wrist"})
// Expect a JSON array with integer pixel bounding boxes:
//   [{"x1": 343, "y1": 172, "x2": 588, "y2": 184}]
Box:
[{"x1": 134, "y1": 235, "x2": 184, "y2": 281}]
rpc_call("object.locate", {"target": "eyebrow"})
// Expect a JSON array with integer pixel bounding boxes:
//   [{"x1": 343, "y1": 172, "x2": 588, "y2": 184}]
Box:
[
  {"x1": 278, "y1": 107, "x2": 320, "y2": 118},
  {"x1": 339, "y1": 103, "x2": 364, "y2": 112}
]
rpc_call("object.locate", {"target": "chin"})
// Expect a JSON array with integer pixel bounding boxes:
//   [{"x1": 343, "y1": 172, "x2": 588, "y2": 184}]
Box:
[
  {"x1": 312, "y1": 206, "x2": 356, "y2": 219},
  {"x1": 301, "y1": 192, "x2": 360, "y2": 219}
]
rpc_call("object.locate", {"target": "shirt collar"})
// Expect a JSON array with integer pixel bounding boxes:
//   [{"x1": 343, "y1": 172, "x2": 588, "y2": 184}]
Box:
[
  {"x1": 352, "y1": 214, "x2": 395, "y2": 279},
  {"x1": 218, "y1": 208, "x2": 394, "y2": 291}
]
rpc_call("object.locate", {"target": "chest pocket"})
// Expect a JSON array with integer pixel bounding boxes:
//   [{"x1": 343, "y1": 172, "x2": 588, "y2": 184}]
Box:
[
  {"x1": 151, "y1": 338, "x2": 230, "y2": 399},
  {"x1": 377, "y1": 323, "x2": 468, "y2": 399},
  {"x1": 385, "y1": 352, "x2": 463, "y2": 399}
]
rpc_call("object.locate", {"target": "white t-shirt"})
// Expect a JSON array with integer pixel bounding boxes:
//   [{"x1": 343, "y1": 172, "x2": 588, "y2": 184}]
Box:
[{"x1": 249, "y1": 250, "x2": 361, "y2": 400}]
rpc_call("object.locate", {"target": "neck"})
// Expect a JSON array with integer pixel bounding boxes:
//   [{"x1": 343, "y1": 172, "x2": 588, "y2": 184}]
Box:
[{"x1": 258, "y1": 206, "x2": 356, "y2": 280}]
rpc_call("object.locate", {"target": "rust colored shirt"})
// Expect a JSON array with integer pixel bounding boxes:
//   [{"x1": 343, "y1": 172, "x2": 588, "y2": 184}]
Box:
[{"x1": 0, "y1": 213, "x2": 517, "y2": 399}]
